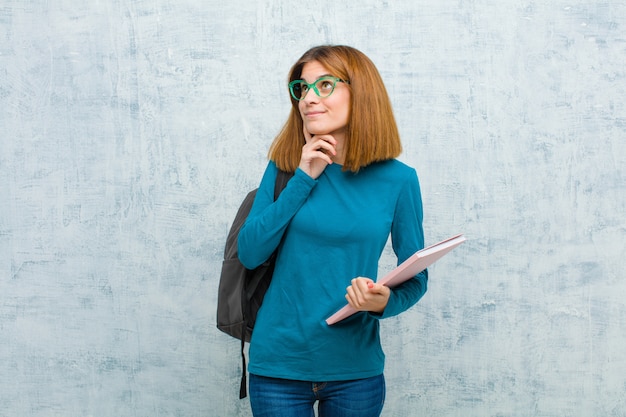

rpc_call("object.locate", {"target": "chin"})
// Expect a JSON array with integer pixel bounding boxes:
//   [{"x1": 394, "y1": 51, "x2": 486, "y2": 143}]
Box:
[{"x1": 306, "y1": 126, "x2": 336, "y2": 136}]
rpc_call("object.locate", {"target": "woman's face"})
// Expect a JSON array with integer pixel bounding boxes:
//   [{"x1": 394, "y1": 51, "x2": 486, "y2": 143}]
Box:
[{"x1": 298, "y1": 60, "x2": 351, "y2": 140}]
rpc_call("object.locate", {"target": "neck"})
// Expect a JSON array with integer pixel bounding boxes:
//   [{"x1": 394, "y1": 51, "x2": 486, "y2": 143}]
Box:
[
  {"x1": 332, "y1": 147, "x2": 345, "y2": 165},
  {"x1": 331, "y1": 133, "x2": 345, "y2": 165}
]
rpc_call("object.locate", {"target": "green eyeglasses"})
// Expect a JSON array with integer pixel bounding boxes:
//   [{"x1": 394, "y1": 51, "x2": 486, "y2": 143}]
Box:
[{"x1": 288, "y1": 76, "x2": 349, "y2": 101}]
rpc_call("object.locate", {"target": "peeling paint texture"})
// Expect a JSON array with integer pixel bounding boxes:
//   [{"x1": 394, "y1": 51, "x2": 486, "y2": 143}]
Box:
[{"x1": 1, "y1": 1, "x2": 625, "y2": 416}]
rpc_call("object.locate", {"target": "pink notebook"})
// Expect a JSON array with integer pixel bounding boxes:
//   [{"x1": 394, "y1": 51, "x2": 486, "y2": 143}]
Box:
[{"x1": 326, "y1": 234, "x2": 466, "y2": 325}]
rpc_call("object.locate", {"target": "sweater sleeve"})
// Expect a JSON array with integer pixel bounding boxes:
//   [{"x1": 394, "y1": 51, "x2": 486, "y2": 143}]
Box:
[
  {"x1": 238, "y1": 162, "x2": 317, "y2": 269},
  {"x1": 378, "y1": 168, "x2": 428, "y2": 319}
]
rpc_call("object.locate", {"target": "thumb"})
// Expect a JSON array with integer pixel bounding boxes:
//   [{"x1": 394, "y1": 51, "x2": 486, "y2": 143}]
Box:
[{"x1": 368, "y1": 282, "x2": 391, "y2": 302}]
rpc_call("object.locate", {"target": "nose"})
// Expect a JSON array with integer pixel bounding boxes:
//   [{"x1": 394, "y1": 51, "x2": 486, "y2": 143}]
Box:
[{"x1": 301, "y1": 89, "x2": 319, "y2": 103}]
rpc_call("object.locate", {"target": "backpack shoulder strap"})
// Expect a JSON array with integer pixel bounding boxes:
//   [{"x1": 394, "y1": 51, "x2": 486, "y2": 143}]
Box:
[
  {"x1": 274, "y1": 169, "x2": 293, "y2": 200},
  {"x1": 238, "y1": 168, "x2": 293, "y2": 399}
]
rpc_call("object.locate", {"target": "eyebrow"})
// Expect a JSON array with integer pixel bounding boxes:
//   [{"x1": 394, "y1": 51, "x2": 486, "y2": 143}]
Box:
[{"x1": 300, "y1": 74, "x2": 334, "y2": 83}]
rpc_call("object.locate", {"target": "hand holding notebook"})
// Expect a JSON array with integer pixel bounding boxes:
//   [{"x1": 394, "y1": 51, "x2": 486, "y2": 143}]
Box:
[{"x1": 326, "y1": 233, "x2": 466, "y2": 325}]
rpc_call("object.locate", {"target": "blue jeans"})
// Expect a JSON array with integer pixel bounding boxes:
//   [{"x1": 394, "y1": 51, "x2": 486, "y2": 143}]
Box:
[{"x1": 249, "y1": 373, "x2": 385, "y2": 417}]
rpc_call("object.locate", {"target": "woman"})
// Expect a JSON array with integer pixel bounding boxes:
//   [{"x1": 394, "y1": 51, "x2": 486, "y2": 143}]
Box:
[{"x1": 238, "y1": 45, "x2": 428, "y2": 417}]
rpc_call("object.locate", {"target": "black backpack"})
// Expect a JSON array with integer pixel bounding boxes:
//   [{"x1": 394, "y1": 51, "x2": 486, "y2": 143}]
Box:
[{"x1": 217, "y1": 169, "x2": 292, "y2": 398}]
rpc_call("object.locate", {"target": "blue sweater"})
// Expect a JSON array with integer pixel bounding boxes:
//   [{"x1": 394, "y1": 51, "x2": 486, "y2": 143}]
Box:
[{"x1": 238, "y1": 159, "x2": 428, "y2": 382}]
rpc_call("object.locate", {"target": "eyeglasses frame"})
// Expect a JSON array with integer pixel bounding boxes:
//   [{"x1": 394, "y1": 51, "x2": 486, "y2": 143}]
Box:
[{"x1": 288, "y1": 76, "x2": 350, "y2": 101}]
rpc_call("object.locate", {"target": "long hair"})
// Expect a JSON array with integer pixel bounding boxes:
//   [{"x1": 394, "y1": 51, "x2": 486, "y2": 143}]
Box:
[{"x1": 268, "y1": 45, "x2": 402, "y2": 173}]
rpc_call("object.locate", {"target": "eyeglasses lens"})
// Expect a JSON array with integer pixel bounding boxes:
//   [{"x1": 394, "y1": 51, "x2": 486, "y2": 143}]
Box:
[{"x1": 316, "y1": 79, "x2": 335, "y2": 98}]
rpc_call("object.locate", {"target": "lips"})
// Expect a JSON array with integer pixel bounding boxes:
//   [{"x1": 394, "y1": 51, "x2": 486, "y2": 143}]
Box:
[{"x1": 304, "y1": 111, "x2": 325, "y2": 118}]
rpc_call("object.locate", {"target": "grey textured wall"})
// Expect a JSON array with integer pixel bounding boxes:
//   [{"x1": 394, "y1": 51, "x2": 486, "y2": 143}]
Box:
[{"x1": 1, "y1": 1, "x2": 625, "y2": 416}]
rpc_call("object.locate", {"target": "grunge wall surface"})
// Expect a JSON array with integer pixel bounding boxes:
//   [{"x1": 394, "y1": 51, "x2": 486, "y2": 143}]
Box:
[{"x1": 1, "y1": 1, "x2": 624, "y2": 416}]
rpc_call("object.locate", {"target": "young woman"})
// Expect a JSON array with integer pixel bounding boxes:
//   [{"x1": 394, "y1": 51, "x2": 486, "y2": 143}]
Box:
[{"x1": 238, "y1": 45, "x2": 428, "y2": 417}]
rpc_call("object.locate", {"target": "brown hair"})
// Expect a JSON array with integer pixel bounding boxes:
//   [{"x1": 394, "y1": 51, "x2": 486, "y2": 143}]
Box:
[{"x1": 268, "y1": 45, "x2": 402, "y2": 173}]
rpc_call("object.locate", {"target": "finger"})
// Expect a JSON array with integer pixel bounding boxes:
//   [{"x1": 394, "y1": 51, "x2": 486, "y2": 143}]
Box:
[
  {"x1": 315, "y1": 140, "x2": 336, "y2": 157},
  {"x1": 304, "y1": 148, "x2": 333, "y2": 165},
  {"x1": 350, "y1": 278, "x2": 370, "y2": 304},
  {"x1": 348, "y1": 281, "x2": 366, "y2": 305},
  {"x1": 345, "y1": 286, "x2": 359, "y2": 308},
  {"x1": 354, "y1": 277, "x2": 374, "y2": 290},
  {"x1": 303, "y1": 139, "x2": 334, "y2": 158},
  {"x1": 368, "y1": 284, "x2": 390, "y2": 306},
  {"x1": 367, "y1": 282, "x2": 385, "y2": 295},
  {"x1": 316, "y1": 134, "x2": 338, "y2": 149},
  {"x1": 303, "y1": 135, "x2": 334, "y2": 152}
]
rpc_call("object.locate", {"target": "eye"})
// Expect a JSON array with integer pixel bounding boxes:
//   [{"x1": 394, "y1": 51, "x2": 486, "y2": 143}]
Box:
[{"x1": 318, "y1": 80, "x2": 333, "y2": 92}]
